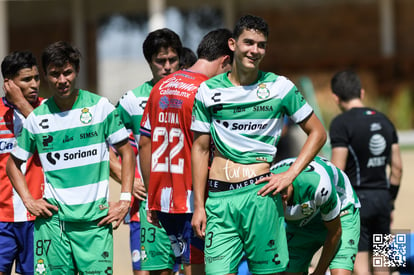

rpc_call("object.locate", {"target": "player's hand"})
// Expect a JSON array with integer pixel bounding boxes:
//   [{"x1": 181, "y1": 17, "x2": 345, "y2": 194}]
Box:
[
  {"x1": 147, "y1": 210, "x2": 162, "y2": 228},
  {"x1": 191, "y1": 207, "x2": 206, "y2": 239},
  {"x1": 3, "y1": 79, "x2": 26, "y2": 105},
  {"x1": 98, "y1": 200, "x2": 129, "y2": 229},
  {"x1": 256, "y1": 171, "x2": 294, "y2": 196},
  {"x1": 25, "y1": 198, "x2": 58, "y2": 218},
  {"x1": 132, "y1": 178, "x2": 146, "y2": 201}
]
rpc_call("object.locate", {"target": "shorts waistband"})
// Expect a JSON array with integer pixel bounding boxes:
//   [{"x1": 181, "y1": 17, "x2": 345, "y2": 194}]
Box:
[{"x1": 208, "y1": 173, "x2": 271, "y2": 192}]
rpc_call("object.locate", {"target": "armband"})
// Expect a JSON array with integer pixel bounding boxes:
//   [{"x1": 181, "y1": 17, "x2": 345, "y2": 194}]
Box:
[
  {"x1": 389, "y1": 184, "x2": 400, "y2": 200},
  {"x1": 120, "y1": 192, "x2": 132, "y2": 201}
]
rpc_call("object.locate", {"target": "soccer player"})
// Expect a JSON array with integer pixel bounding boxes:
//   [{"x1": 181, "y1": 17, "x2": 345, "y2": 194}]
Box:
[
  {"x1": 0, "y1": 51, "x2": 44, "y2": 275},
  {"x1": 139, "y1": 28, "x2": 233, "y2": 275},
  {"x1": 190, "y1": 15, "x2": 327, "y2": 275},
  {"x1": 272, "y1": 156, "x2": 360, "y2": 275},
  {"x1": 114, "y1": 28, "x2": 182, "y2": 275},
  {"x1": 6, "y1": 41, "x2": 135, "y2": 274},
  {"x1": 329, "y1": 70, "x2": 403, "y2": 275}
]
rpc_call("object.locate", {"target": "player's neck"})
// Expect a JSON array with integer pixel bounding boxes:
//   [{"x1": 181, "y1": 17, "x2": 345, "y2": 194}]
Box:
[
  {"x1": 341, "y1": 98, "x2": 364, "y2": 111},
  {"x1": 228, "y1": 65, "x2": 259, "y2": 86},
  {"x1": 187, "y1": 59, "x2": 214, "y2": 78}
]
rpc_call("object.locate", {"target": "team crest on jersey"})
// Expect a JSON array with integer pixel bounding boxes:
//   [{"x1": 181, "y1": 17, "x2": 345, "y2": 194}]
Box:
[
  {"x1": 256, "y1": 83, "x2": 270, "y2": 99},
  {"x1": 35, "y1": 259, "x2": 46, "y2": 274},
  {"x1": 301, "y1": 203, "x2": 314, "y2": 216},
  {"x1": 80, "y1": 108, "x2": 92, "y2": 124},
  {"x1": 140, "y1": 245, "x2": 148, "y2": 262}
]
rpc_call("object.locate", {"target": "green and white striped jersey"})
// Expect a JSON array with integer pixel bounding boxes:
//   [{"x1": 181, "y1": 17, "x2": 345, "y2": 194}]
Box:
[
  {"x1": 271, "y1": 156, "x2": 360, "y2": 228},
  {"x1": 12, "y1": 89, "x2": 129, "y2": 222},
  {"x1": 191, "y1": 71, "x2": 313, "y2": 164},
  {"x1": 116, "y1": 81, "x2": 154, "y2": 142}
]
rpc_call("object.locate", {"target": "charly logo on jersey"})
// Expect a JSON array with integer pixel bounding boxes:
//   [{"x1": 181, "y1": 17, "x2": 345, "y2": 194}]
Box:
[
  {"x1": 80, "y1": 108, "x2": 92, "y2": 124},
  {"x1": 256, "y1": 83, "x2": 270, "y2": 99},
  {"x1": 139, "y1": 100, "x2": 147, "y2": 111},
  {"x1": 39, "y1": 118, "x2": 49, "y2": 129},
  {"x1": 211, "y1": 92, "x2": 221, "y2": 103}
]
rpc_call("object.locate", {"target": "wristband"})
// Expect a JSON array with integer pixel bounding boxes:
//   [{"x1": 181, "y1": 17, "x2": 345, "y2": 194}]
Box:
[
  {"x1": 120, "y1": 192, "x2": 132, "y2": 201},
  {"x1": 389, "y1": 184, "x2": 400, "y2": 200}
]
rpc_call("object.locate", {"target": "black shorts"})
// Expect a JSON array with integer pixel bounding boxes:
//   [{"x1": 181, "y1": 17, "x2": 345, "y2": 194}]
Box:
[{"x1": 356, "y1": 189, "x2": 392, "y2": 251}]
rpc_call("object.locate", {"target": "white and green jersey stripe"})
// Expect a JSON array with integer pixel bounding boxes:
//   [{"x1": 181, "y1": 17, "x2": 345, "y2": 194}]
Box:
[
  {"x1": 272, "y1": 157, "x2": 341, "y2": 227},
  {"x1": 12, "y1": 89, "x2": 129, "y2": 222},
  {"x1": 271, "y1": 156, "x2": 360, "y2": 228},
  {"x1": 116, "y1": 81, "x2": 154, "y2": 142},
  {"x1": 191, "y1": 71, "x2": 313, "y2": 164},
  {"x1": 317, "y1": 157, "x2": 361, "y2": 212}
]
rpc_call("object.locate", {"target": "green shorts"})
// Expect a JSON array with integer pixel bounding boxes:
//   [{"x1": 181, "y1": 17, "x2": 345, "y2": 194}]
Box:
[
  {"x1": 286, "y1": 207, "x2": 360, "y2": 272},
  {"x1": 34, "y1": 214, "x2": 113, "y2": 275},
  {"x1": 205, "y1": 182, "x2": 288, "y2": 275},
  {"x1": 138, "y1": 200, "x2": 175, "y2": 270}
]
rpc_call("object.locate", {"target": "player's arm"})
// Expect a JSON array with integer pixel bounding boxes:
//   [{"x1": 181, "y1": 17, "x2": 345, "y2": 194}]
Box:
[
  {"x1": 98, "y1": 139, "x2": 134, "y2": 229},
  {"x1": 191, "y1": 131, "x2": 210, "y2": 239},
  {"x1": 311, "y1": 215, "x2": 342, "y2": 275},
  {"x1": 3, "y1": 79, "x2": 34, "y2": 117},
  {"x1": 138, "y1": 133, "x2": 162, "y2": 227},
  {"x1": 389, "y1": 143, "x2": 402, "y2": 201},
  {"x1": 109, "y1": 146, "x2": 122, "y2": 183},
  {"x1": 330, "y1": 147, "x2": 348, "y2": 171},
  {"x1": 138, "y1": 134, "x2": 151, "y2": 192},
  {"x1": 6, "y1": 155, "x2": 58, "y2": 217},
  {"x1": 258, "y1": 113, "x2": 327, "y2": 196}
]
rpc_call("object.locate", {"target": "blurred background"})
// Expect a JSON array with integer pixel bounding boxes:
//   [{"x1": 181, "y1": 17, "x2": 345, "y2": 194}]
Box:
[{"x1": 1, "y1": 1, "x2": 413, "y2": 274}]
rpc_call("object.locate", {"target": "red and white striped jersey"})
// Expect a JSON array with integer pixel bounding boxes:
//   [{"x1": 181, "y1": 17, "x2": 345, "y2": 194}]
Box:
[
  {"x1": 140, "y1": 70, "x2": 208, "y2": 213},
  {"x1": 0, "y1": 97, "x2": 44, "y2": 222}
]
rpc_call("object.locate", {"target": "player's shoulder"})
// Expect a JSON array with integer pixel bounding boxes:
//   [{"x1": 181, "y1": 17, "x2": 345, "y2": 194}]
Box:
[
  {"x1": 120, "y1": 82, "x2": 153, "y2": 101},
  {"x1": 78, "y1": 89, "x2": 112, "y2": 108},
  {"x1": 203, "y1": 72, "x2": 232, "y2": 89}
]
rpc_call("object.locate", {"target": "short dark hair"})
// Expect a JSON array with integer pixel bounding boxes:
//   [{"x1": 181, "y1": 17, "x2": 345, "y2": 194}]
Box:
[
  {"x1": 331, "y1": 70, "x2": 362, "y2": 101},
  {"x1": 142, "y1": 28, "x2": 182, "y2": 63},
  {"x1": 197, "y1": 28, "x2": 233, "y2": 63},
  {"x1": 179, "y1": 47, "x2": 197, "y2": 69},
  {"x1": 233, "y1": 14, "x2": 269, "y2": 40},
  {"x1": 41, "y1": 41, "x2": 81, "y2": 73},
  {"x1": 1, "y1": 51, "x2": 37, "y2": 78}
]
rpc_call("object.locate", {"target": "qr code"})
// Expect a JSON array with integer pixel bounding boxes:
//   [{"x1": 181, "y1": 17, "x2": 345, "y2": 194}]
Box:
[{"x1": 372, "y1": 234, "x2": 407, "y2": 268}]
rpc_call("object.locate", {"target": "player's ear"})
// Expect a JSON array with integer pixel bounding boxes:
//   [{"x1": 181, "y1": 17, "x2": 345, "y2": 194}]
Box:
[
  {"x1": 331, "y1": 92, "x2": 340, "y2": 105},
  {"x1": 228, "y1": 37, "x2": 236, "y2": 51},
  {"x1": 221, "y1": 55, "x2": 231, "y2": 68},
  {"x1": 360, "y1": 88, "x2": 365, "y2": 100}
]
